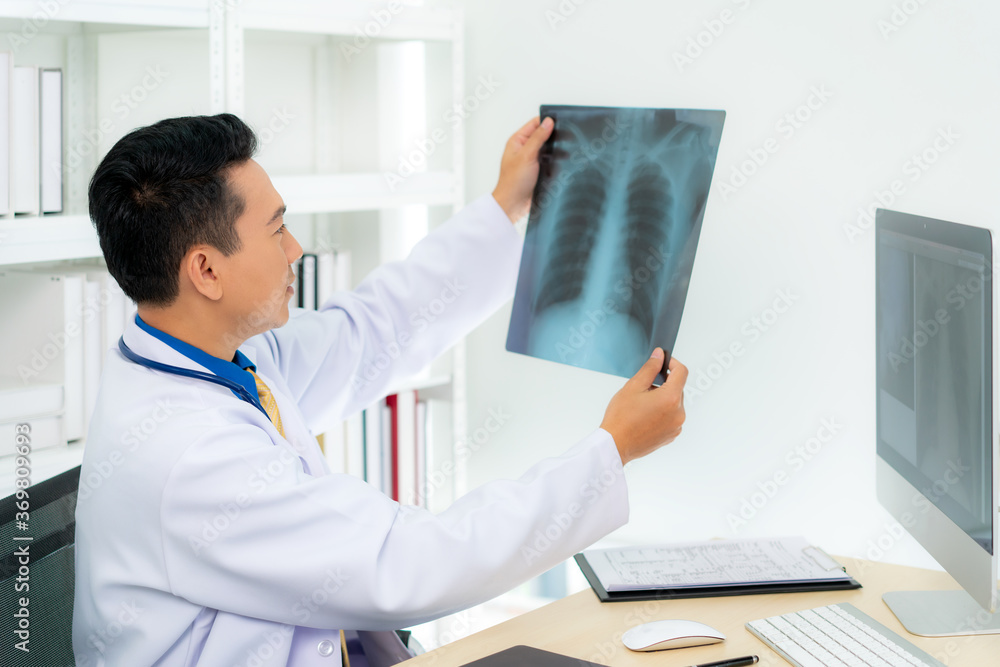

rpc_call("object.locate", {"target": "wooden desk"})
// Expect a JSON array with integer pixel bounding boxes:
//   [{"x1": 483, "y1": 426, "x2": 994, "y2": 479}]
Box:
[{"x1": 401, "y1": 557, "x2": 999, "y2": 666}]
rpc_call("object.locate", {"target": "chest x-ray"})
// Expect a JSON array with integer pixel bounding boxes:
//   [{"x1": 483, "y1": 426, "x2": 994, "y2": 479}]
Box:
[{"x1": 506, "y1": 105, "x2": 725, "y2": 384}]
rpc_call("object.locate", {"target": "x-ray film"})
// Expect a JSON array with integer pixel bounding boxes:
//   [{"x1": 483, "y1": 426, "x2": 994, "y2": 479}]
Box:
[{"x1": 506, "y1": 105, "x2": 726, "y2": 384}]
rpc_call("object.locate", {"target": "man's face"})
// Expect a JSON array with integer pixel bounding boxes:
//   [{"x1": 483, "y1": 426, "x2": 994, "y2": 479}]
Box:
[{"x1": 219, "y1": 159, "x2": 302, "y2": 339}]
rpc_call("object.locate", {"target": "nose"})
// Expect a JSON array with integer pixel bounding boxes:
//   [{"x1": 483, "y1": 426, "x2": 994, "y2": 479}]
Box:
[{"x1": 285, "y1": 228, "x2": 304, "y2": 265}]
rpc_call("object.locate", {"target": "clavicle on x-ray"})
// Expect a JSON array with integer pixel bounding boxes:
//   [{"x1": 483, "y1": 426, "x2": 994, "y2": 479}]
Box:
[{"x1": 506, "y1": 105, "x2": 726, "y2": 385}]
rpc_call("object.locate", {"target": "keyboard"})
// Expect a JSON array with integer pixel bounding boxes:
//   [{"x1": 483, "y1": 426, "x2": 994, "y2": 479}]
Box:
[{"x1": 746, "y1": 603, "x2": 945, "y2": 667}]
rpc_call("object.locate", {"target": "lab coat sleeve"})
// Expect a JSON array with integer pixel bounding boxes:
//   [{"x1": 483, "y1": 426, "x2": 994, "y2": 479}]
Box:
[
  {"x1": 158, "y1": 425, "x2": 628, "y2": 631},
  {"x1": 249, "y1": 194, "x2": 521, "y2": 431}
]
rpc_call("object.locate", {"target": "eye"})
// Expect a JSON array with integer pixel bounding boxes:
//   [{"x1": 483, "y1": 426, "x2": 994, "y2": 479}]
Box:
[{"x1": 275, "y1": 223, "x2": 287, "y2": 235}]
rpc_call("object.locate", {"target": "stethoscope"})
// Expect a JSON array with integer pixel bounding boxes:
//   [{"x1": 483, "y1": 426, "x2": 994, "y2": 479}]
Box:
[{"x1": 118, "y1": 337, "x2": 313, "y2": 474}]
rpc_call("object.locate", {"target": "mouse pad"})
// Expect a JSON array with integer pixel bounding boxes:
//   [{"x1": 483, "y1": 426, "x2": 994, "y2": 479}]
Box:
[
  {"x1": 506, "y1": 105, "x2": 725, "y2": 385},
  {"x1": 459, "y1": 645, "x2": 603, "y2": 666}
]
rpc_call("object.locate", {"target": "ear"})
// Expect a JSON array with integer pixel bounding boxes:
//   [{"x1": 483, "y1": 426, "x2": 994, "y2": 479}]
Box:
[{"x1": 182, "y1": 245, "x2": 224, "y2": 302}]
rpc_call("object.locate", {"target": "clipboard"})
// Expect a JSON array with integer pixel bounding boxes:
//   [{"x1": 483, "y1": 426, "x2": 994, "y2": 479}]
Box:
[{"x1": 574, "y1": 538, "x2": 862, "y2": 603}]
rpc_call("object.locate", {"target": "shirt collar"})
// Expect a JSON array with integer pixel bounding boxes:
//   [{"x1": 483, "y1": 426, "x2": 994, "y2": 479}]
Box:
[{"x1": 133, "y1": 314, "x2": 261, "y2": 405}]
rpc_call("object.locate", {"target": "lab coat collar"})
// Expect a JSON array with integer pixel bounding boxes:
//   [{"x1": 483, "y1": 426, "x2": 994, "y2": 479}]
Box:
[
  {"x1": 134, "y1": 314, "x2": 256, "y2": 369},
  {"x1": 122, "y1": 314, "x2": 262, "y2": 405}
]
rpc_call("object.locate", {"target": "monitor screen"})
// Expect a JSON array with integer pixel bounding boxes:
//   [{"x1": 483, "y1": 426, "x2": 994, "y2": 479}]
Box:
[{"x1": 876, "y1": 214, "x2": 994, "y2": 555}]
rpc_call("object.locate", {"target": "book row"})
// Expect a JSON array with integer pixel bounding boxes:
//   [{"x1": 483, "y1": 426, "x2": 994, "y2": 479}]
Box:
[
  {"x1": 0, "y1": 52, "x2": 63, "y2": 216},
  {"x1": 293, "y1": 248, "x2": 451, "y2": 508},
  {"x1": 328, "y1": 391, "x2": 441, "y2": 509},
  {"x1": 0, "y1": 265, "x2": 135, "y2": 456},
  {"x1": 1, "y1": 246, "x2": 453, "y2": 514}
]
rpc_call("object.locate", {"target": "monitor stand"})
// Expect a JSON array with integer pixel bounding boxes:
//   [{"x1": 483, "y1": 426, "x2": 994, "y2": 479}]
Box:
[{"x1": 884, "y1": 590, "x2": 1000, "y2": 636}]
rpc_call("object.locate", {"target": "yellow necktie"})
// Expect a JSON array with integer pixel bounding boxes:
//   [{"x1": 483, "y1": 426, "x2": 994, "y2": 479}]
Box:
[{"x1": 248, "y1": 370, "x2": 285, "y2": 438}]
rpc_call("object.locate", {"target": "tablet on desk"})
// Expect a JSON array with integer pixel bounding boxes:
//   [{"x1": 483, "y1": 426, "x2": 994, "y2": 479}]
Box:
[{"x1": 459, "y1": 645, "x2": 602, "y2": 666}]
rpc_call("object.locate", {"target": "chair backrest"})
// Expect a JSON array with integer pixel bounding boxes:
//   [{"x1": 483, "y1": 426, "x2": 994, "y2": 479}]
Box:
[{"x1": 0, "y1": 465, "x2": 80, "y2": 667}]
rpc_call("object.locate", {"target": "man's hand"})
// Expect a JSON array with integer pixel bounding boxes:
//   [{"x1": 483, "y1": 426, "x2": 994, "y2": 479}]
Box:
[
  {"x1": 600, "y1": 348, "x2": 688, "y2": 465},
  {"x1": 492, "y1": 116, "x2": 554, "y2": 223}
]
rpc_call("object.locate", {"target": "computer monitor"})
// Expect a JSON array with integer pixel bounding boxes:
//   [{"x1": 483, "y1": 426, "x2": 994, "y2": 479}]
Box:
[{"x1": 876, "y1": 208, "x2": 1000, "y2": 637}]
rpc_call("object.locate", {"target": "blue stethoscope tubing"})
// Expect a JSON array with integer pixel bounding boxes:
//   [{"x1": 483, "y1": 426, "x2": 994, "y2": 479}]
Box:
[
  {"x1": 119, "y1": 337, "x2": 267, "y2": 416},
  {"x1": 118, "y1": 337, "x2": 312, "y2": 474}
]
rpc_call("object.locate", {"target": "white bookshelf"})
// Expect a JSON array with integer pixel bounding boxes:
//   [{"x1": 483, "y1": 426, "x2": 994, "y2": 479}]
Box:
[
  {"x1": 270, "y1": 171, "x2": 458, "y2": 214},
  {"x1": 0, "y1": 214, "x2": 98, "y2": 264},
  {"x1": 238, "y1": 0, "x2": 458, "y2": 40},
  {"x1": 0, "y1": 1, "x2": 470, "y2": 512},
  {"x1": 390, "y1": 374, "x2": 452, "y2": 398},
  {"x1": 0, "y1": 1, "x2": 213, "y2": 28}
]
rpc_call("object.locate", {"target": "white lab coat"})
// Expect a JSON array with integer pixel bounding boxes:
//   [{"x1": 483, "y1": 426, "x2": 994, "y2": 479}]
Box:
[{"x1": 72, "y1": 194, "x2": 630, "y2": 667}]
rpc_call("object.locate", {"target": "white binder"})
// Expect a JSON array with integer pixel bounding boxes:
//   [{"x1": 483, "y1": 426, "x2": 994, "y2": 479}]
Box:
[
  {"x1": 39, "y1": 68, "x2": 62, "y2": 214},
  {"x1": 0, "y1": 52, "x2": 12, "y2": 215},
  {"x1": 11, "y1": 65, "x2": 39, "y2": 215}
]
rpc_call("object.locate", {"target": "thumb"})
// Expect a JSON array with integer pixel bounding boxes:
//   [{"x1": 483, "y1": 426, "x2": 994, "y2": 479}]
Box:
[
  {"x1": 625, "y1": 348, "x2": 665, "y2": 391},
  {"x1": 522, "y1": 116, "x2": 554, "y2": 158}
]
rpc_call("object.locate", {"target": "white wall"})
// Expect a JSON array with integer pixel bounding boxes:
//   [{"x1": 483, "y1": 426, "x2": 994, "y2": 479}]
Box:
[{"x1": 458, "y1": 0, "x2": 1000, "y2": 571}]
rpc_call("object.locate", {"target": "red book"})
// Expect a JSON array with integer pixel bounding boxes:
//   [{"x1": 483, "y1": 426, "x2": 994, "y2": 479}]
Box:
[
  {"x1": 415, "y1": 392, "x2": 426, "y2": 508},
  {"x1": 385, "y1": 394, "x2": 399, "y2": 502}
]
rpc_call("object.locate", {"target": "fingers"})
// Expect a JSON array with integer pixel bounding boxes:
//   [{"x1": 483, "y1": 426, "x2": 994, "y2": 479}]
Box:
[
  {"x1": 625, "y1": 347, "x2": 665, "y2": 391},
  {"x1": 663, "y1": 356, "x2": 688, "y2": 388},
  {"x1": 522, "y1": 116, "x2": 554, "y2": 157},
  {"x1": 509, "y1": 116, "x2": 541, "y2": 147}
]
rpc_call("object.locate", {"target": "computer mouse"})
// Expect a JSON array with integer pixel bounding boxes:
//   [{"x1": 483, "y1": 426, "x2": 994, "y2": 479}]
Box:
[{"x1": 622, "y1": 619, "x2": 727, "y2": 651}]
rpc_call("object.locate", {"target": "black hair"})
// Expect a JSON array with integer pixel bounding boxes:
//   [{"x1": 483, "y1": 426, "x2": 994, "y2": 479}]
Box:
[{"x1": 88, "y1": 113, "x2": 259, "y2": 306}]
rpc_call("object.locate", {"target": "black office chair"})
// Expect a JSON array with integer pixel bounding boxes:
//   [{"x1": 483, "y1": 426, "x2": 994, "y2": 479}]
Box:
[{"x1": 0, "y1": 465, "x2": 80, "y2": 667}]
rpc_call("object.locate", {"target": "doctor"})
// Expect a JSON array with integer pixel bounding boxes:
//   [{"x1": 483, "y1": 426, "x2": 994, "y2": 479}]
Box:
[{"x1": 73, "y1": 113, "x2": 688, "y2": 667}]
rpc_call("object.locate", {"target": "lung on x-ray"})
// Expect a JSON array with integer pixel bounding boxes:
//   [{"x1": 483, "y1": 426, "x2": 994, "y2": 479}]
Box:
[{"x1": 506, "y1": 105, "x2": 725, "y2": 384}]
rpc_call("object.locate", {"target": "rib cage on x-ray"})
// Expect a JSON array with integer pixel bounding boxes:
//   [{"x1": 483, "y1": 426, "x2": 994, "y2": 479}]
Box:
[
  {"x1": 624, "y1": 159, "x2": 672, "y2": 337},
  {"x1": 533, "y1": 118, "x2": 709, "y2": 345},
  {"x1": 534, "y1": 162, "x2": 607, "y2": 313},
  {"x1": 507, "y1": 106, "x2": 725, "y2": 382}
]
